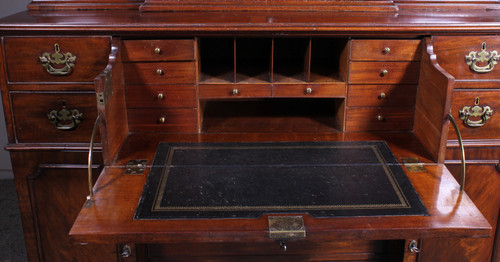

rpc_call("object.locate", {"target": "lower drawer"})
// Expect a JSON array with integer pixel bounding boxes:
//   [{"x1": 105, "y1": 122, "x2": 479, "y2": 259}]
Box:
[
  {"x1": 127, "y1": 108, "x2": 198, "y2": 133},
  {"x1": 11, "y1": 92, "x2": 98, "y2": 143},
  {"x1": 345, "y1": 107, "x2": 414, "y2": 131},
  {"x1": 448, "y1": 90, "x2": 499, "y2": 140},
  {"x1": 145, "y1": 240, "x2": 395, "y2": 262},
  {"x1": 199, "y1": 84, "x2": 271, "y2": 99}
]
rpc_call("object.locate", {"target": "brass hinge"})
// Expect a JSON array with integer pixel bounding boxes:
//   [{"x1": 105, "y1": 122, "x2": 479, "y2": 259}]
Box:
[
  {"x1": 125, "y1": 159, "x2": 148, "y2": 174},
  {"x1": 268, "y1": 216, "x2": 306, "y2": 239},
  {"x1": 96, "y1": 71, "x2": 113, "y2": 106},
  {"x1": 401, "y1": 157, "x2": 427, "y2": 172}
]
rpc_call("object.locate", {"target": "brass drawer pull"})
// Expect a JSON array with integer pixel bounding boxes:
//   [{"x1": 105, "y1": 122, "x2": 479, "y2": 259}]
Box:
[
  {"x1": 383, "y1": 47, "x2": 391, "y2": 54},
  {"x1": 378, "y1": 92, "x2": 386, "y2": 99},
  {"x1": 232, "y1": 89, "x2": 239, "y2": 95},
  {"x1": 381, "y1": 69, "x2": 388, "y2": 76},
  {"x1": 47, "y1": 101, "x2": 83, "y2": 130},
  {"x1": 156, "y1": 69, "x2": 164, "y2": 75},
  {"x1": 377, "y1": 115, "x2": 385, "y2": 121},
  {"x1": 408, "y1": 240, "x2": 420, "y2": 253},
  {"x1": 157, "y1": 93, "x2": 164, "y2": 100},
  {"x1": 459, "y1": 97, "x2": 493, "y2": 127},
  {"x1": 39, "y1": 43, "x2": 76, "y2": 76},
  {"x1": 155, "y1": 47, "x2": 161, "y2": 54},
  {"x1": 158, "y1": 116, "x2": 166, "y2": 123},
  {"x1": 305, "y1": 87, "x2": 312, "y2": 94},
  {"x1": 465, "y1": 42, "x2": 500, "y2": 73}
]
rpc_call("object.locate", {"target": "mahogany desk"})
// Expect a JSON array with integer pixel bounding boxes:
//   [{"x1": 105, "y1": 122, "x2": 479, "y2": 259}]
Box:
[{"x1": 0, "y1": 4, "x2": 499, "y2": 261}]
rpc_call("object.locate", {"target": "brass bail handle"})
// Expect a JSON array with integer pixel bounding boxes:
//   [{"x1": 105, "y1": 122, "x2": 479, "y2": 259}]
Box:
[
  {"x1": 448, "y1": 112, "x2": 466, "y2": 191},
  {"x1": 87, "y1": 114, "x2": 101, "y2": 203},
  {"x1": 39, "y1": 43, "x2": 77, "y2": 76},
  {"x1": 465, "y1": 42, "x2": 500, "y2": 73}
]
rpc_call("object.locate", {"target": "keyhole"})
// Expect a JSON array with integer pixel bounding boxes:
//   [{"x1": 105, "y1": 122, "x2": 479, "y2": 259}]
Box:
[
  {"x1": 475, "y1": 97, "x2": 480, "y2": 105},
  {"x1": 482, "y1": 42, "x2": 486, "y2": 50},
  {"x1": 61, "y1": 100, "x2": 66, "y2": 108},
  {"x1": 54, "y1": 43, "x2": 60, "y2": 53}
]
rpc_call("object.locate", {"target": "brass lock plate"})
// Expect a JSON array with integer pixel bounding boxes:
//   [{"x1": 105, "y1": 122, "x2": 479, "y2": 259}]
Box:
[
  {"x1": 401, "y1": 157, "x2": 427, "y2": 172},
  {"x1": 268, "y1": 216, "x2": 306, "y2": 239}
]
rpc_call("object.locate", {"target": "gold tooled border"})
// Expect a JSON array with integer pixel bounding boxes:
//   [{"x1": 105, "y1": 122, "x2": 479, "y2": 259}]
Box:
[{"x1": 152, "y1": 144, "x2": 411, "y2": 212}]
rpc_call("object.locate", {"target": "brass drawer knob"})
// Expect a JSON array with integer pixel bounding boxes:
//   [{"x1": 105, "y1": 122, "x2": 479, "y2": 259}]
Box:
[
  {"x1": 232, "y1": 89, "x2": 239, "y2": 95},
  {"x1": 379, "y1": 92, "x2": 386, "y2": 99},
  {"x1": 381, "y1": 69, "x2": 389, "y2": 76},
  {"x1": 377, "y1": 115, "x2": 385, "y2": 121},
  {"x1": 158, "y1": 116, "x2": 166, "y2": 123},
  {"x1": 154, "y1": 47, "x2": 161, "y2": 54},
  {"x1": 157, "y1": 93, "x2": 164, "y2": 100},
  {"x1": 383, "y1": 47, "x2": 391, "y2": 54},
  {"x1": 408, "y1": 240, "x2": 420, "y2": 253},
  {"x1": 280, "y1": 241, "x2": 287, "y2": 252},
  {"x1": 156, "y1": 69, "x2": 164, "y2": 75},
  {"x1": 305, "y1": 87, "x2": 312, "y2": 94}
]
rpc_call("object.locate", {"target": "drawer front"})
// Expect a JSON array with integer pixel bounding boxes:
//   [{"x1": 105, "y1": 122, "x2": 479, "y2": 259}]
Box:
[
  {"x1": 273, "y1": 83, "x2": 346, "y2": 98},
  {"x1": 4, "y1": 37, "x2": 110, "y2": 83},
  {"x1": 347, "y1": 85, "x2": 417, "y2": 107},
  {"x1": 11, "y1": 92, "x2": 98, "y2": 143},
  {"x1": 345, "y1": 107, "x2": 414, "y2": 131},
  {"x1": 349, "y1": 62, "x2": 420, "y2": 84},
  {"x1": 350, "y1": 40, "x2": 422, "y2": 61},
  {"x1": 433, "y1": 36, "x2": 500, "y2": 80},
  {"x1": 127, "y1": 108, "x2": 198, "y2": 133},
  {"x1": 126, "y1": 85, "x2": 197, "y2": 108},
  {"x1": 124, "y1": 62, "x2": 196, "y2": 84},
  {"x1": 198, "y1": 84, "x2": 271, "y2": 99},
  {"x1": 448, "y1": 90, "x2": 500, "y2": 140},
  {"x1": 122, "y1": 39, "x2": 195, "y2": 62}
]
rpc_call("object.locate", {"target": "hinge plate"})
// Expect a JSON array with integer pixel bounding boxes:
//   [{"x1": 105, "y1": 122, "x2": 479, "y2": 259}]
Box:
[
  {"x1": 401, "y1": 157, "x2": 427, "y2": 172},
  {"x1": 268, "y1": 216, "x2": 306, "y2": 239},
  {"x1": 125, "y1": 159, "x2": 148, "y2": 174}
]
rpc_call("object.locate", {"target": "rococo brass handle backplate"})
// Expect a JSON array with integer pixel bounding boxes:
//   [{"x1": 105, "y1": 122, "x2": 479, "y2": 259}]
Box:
[
  {"x1": 459, "y1": 97, "x2": 493, "y2": 127},
  {"x1": 39, "y1": 43, "x2": 76, "y2": 76},
  {"x1": 47, "y1": 101, "x2": 83, "y2": 130},
  {"x1": 465, "y1": 42, "x2": 500, "y2": 73}
]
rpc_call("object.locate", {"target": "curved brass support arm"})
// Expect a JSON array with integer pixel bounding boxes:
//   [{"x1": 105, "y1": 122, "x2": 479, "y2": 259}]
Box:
[
  {"x1": 87, "y1": 115, "x2": 101, "y2": 202},
  {"x1": 448, "y1": 112, "x2": 466, "y2": 191}
]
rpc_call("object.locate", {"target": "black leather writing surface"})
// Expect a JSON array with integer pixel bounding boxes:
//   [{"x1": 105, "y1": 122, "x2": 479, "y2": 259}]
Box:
[{"x1": 135, "y1": 141, "x2": 427, "y2": 219}]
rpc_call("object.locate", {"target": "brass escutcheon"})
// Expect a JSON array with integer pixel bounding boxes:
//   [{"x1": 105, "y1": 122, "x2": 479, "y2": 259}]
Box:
[
  {"x1": 465, "y1": 42, "x2": 500, "y2": 73},
  {"x1": 459, "y1": 97, "x2": 493, "y2": 127},
  {"x1": 39, "y1": 43, "x2": 76, "y2": 76}
]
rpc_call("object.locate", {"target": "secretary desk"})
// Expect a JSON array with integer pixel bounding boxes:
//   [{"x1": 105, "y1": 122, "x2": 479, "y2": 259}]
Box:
[{"x1": 0, "y1": 0, "x2": 499, "y2": 261}]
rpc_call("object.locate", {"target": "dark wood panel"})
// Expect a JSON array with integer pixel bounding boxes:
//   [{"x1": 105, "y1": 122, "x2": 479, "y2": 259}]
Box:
[
  {"x1": 126, "y1": 85, "x2": 196, "y2": 108},
  {"x1": 198, "y1": 84, "x2": 271, "y2": 99},
  {"x1": 448, "y1": 89, "x2": 500, "y2": 140},
  {"x1": 10, "y1": 151, "x2": 116, "y2": 262},
  {"x1": 348, "y1": 62, "x2": 420, "y2": 84},
  {"x1": 350, "y1": 39, "x2": 422, "y2": 61},
  {"x1": 273, "y1": 83, "x2": 346, "y2": 98},
  {"x1": 122, "y1": 39, "x2": 195, "y2": 62},
  {"x1": 413, "y1": 38, "x2": 454, "y2": 163},
  {"x1": 123, "y1": 62, "x2": 196, "y2": 84},
  {"x1": 4, "y1": 37, "x2": 110, "y2": 83},
  {"x1": 347, "y1": 85, "x2": 417, "y2": 107},
  {"x1": 127, "y1": 108, "x2": 198, "y2": 132},
  {"x1": 420, "y1": 163, "x2": 500, "y2": 262},
  {"x1": 11, "y1": 92, "x2": 99, "y2": 143},
  {"x1": 345, "y1": 107, "x2": 414, "y2": 131},
  {"x1": 433, "y1": 36, "x2": 500, "y2": 80}
]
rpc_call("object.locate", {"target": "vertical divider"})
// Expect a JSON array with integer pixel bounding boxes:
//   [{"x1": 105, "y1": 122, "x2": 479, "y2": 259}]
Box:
[
  {"x1": 233, "y1": 37, "x2": 237, "y2": 83},
  {"x1": 270, "y1": 38, "x2": 275, "y2": 92},
  {"x1": 305, "y1": 37, "x2": 312, "y2": 82}
]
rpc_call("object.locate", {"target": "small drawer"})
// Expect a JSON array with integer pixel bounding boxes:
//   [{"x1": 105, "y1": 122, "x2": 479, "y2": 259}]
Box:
[
  {"x1": 433, "y1": 36, "x2": 500, "y2": 80},
  {"x1": 122, "y1": 39, "x2": 195, "y2": 62},
  {"x1": 345, "y1": 107, "x2": 414, "y2": 131},
  {"x1": 350, "y1": 39, "x2": 422, "y2": 61},
  {"x1": 127, "y1": 108, "x2": 198, "y2": 133},
  {"x1": 123, "y1": 62, "x2": 196, "y2": 84},
  {"x1": 347, "y1": 85, "x2": 417, "y2": 107},
  {"x1": 198, "y1": 84, "x2": 271, "y2": 99},
  {"x1": 448, "y1": 90, "x2": 499, "y2": 140},
  {"x1": 273, "y1": 83, "x2": 346, "y2": 98},
  {"x1": 3, "y1": 37, "x2": 110, "y2": 83},
  {"x1": 125, "y1": 85, "x2": 197, "y2": 108},
  {"x1": 11, "y1": 92, "x2": 98, "y2": 143},
  {"x1": 349, "y1": 62, "x2": 420, "y2": 85}
]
